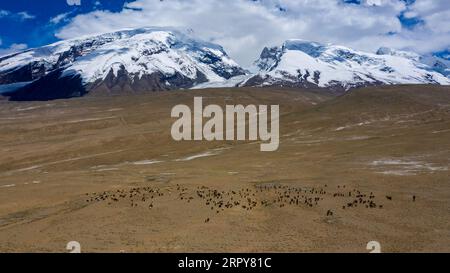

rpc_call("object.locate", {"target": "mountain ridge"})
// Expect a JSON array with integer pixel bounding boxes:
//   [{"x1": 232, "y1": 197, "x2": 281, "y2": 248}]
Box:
[
  {"x1": 0, "y1": 27, "x2": 246, "y2": 100},
  {"x1": 244, "y1": 39, "x2": 450, "y2": 91},
  {"x1": 0, "y1": 28, "x2": 449, "y2": 100}
]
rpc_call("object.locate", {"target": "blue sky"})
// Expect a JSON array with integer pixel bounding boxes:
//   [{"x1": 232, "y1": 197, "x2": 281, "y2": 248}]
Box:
[
  {"x1": 0, "y1": 0, "x2": 131, "y2": 48},
  {"x1": 0, "y1": 0, "x2": 449, "y2": 65}
]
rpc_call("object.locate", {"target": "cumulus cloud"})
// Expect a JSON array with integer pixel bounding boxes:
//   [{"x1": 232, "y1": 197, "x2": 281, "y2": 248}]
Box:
[
  {"x1": 364, "y1": 0, "x2": 450, "y2": 54},
  {"x1": 56, "y1": 0, "x2": 450, "y2": 66}
]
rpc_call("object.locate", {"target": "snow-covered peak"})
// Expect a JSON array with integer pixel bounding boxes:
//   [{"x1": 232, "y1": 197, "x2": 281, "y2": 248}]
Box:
[
  {"x1": 251, "y1": 39, "x2": 450, "y2": 90},
  {"x1": 376, "y1": 47, "x2": 421, "y2": 61},
  {"x1": 419, "y1": 55, "x2": 450, "y2": 78},
  {"x1": 2, "y1": 27, "x2": 244, "y2": 82},
  {"x1": 0, "y1": 27, "x2": 246, "y2": 100},
  {"x1": 282, "y1": 39, "x2": 326, "y2": 57}
]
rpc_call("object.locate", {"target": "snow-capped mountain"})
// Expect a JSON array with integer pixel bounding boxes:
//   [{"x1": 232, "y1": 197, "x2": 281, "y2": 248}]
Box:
[
  {"x1": 245, "y1": 40, "x2": 450, "y2": 90},
  {"x1": 1, "y1": 30, "x2": 449, "y2": 101},
  {"x1": 421, "y1": 55, "x2": 450, "y2": 78},
  {"x1": 0, "y1": 27, "x2": 246, "y2": 100},
  {"x1": 376, "y1": 47, "x2": 450, "y2": 78}
]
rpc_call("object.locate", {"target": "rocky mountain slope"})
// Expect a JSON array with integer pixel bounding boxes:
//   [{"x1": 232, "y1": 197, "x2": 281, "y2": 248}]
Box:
[
  {"x1": 1, "y1": 29, "x2": 449, "y2": 100},
  {"x1": 0, "y1": 27, "x2": 246, "y2": 100},
  {"x1": 244, "y1": 40, "x2": 450, "y2": 91}
]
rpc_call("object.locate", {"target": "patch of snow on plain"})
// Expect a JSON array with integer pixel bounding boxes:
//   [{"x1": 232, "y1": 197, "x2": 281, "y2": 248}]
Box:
[
  {"x1": 132, "y1": 160, "x2": 163, "y2": 165},
  {"x1": 370, "y1": 158, "x2": 449, "y2": 176},
  {"x1": 175, "y1": 151, "x2": 220, "y2": 161},
  {"x1": 0, "y1": 184, "x2": 16, "y2": 188}
]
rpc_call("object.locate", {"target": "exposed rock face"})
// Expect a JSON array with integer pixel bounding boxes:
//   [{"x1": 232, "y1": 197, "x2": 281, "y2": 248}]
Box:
[
  {"x1": 1, "y1": 30, "x2": 449, "y2": 101},
  {"x1": 0, "y1": 27, "x2": 246, "y2": 101},
  {"x1": 5, "y1": 69, "x2": 85, "y2": 101},
  {"x1": 247, "y1": 40, "x2": 450, "y2": 90}
]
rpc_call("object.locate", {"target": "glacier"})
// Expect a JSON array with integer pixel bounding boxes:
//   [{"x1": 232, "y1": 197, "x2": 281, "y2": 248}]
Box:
[
  {"x1": 0, "y1": 28, "x2": 449, "y2": 100},
  {"x1": 247, "y1": 39, "x2": 450, "y2": 90},
  {"x1": 0, "y1": 27, "x2": 246, "y2": 100}
]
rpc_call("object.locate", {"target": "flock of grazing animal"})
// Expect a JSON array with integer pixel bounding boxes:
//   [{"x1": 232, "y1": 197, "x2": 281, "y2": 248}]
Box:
[{"x1": 85, "y1": 183, "x2": 416, "y2": 223}]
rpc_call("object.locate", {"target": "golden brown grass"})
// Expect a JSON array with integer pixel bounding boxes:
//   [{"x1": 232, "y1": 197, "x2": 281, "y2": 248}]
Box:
[{"x1": 0, "y1": 85, "x2": 449, "y2": 252}]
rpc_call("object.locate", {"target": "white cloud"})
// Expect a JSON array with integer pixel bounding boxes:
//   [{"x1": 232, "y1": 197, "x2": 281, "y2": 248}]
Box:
[
  {"x1": 406, "y1": 0, "x2": 450, "y2": 33},
  {"x1": 0, "y1": 43, "x2": 28, "y2": 57},
  {"x1": 0, "y1": 9, "x2": 35, "y2": 21},
  {"x1": 56, "y1": 0, "x2": 450, "y2": 67},
  {"x1": 352, "y1": 0, "x2": 450, "y2": 54},
  {"x1": 50, "y1": 12, "x2": 71, "y2": 24},
  {"x1": 0, "y1": 9, "x2": 11, "y2": 18},
  {"x1": 17, "y1": 11, "x2": 35, "y2": 21}
]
